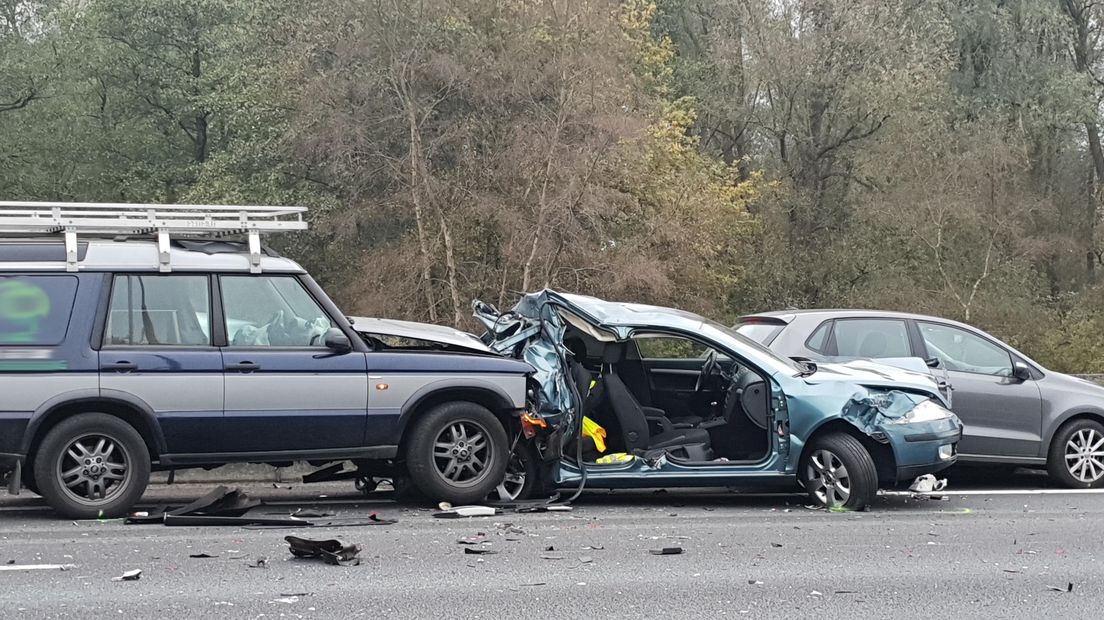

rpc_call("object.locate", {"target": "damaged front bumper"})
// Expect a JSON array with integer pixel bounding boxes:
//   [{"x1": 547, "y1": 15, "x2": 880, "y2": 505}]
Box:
[
  {"x1": 841, "y1": 389, "x2": 962, "y2": 482},
  {"x1": 881, "y1": 417, "x2": 962, "y2": 481}
]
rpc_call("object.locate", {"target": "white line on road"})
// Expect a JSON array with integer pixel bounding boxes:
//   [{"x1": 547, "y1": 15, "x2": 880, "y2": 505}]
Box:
[
  {"x1": 881, "y1": 488, "x2": 1104, "y2": 496},
  {"x1": 0, "y1": 564, "x2": 76, "y2": 571}
]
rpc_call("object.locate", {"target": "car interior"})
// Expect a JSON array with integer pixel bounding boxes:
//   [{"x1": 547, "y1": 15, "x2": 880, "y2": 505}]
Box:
[{"x1": 560, "y1": 326, "x2": 773, "y2": 465}]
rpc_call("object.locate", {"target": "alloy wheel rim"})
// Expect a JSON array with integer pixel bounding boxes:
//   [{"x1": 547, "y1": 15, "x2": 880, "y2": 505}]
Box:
[
  {"x1": 494, "y1": 448, "x2": 527, "y2": 500},
  {"x1": 432, "y1": 420, "x2": 494, "y2": 488},
  {"x1": 56, "y1": 433, "x2": 130, "y2": 506},
  {"x1": 1064, "y1": 428, "x2": 1104, "y2": 483},
  {"x1": 806, "y1": 449, "x2": 851, "y2": 507}
]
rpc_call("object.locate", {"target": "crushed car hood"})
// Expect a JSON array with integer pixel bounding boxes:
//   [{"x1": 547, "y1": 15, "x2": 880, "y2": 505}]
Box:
[
  {"x1": 803, "y1": 359, "x2": 949, "y2": 406},
  {"x1": 347, "y1": 316, "x2": 492, "y2": 354}
]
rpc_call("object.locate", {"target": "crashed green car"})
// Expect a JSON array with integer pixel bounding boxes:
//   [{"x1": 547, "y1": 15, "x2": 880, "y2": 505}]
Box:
[{"x1": 474, "y1": 291, "x2": 962, "y2": 510}]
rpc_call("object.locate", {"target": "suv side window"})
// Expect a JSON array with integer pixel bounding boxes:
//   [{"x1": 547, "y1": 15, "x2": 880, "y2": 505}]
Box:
[
  {"x1": 830, "y1": 319, "x2": 910, "y2": 358},
  {"x1": 221, "y1": 275, "x2": 333, "y2": 347},
  {"x1": 0, "y1": 275, "x2": 78, "y2": 346},
  {"x1": 918, "y1": 321, "x2": 1012, "y2": 376},
  {"x1": 105, "y1": 275, "x2": 211, "y2": 346}
]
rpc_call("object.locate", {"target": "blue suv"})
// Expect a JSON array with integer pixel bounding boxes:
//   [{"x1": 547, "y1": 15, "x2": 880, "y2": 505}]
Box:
[{"x1": 0, "y1": 203, "x2": 531, "y2": 518}]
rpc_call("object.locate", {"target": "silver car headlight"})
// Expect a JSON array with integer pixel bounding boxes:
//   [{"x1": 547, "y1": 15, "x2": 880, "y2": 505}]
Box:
[{"x1": 884, "y1": 399, "x2": 954, "y2": 424}]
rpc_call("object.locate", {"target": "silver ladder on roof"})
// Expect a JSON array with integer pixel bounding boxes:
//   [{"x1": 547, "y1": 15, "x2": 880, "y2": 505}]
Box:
[{"x1": 0, "y1": 201, "x2": 308, "y2": 273}]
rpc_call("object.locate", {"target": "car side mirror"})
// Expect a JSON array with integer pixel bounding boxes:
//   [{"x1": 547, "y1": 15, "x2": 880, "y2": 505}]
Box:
[
  {"x1": 323, "y1": 327, "x2": 352, "y2": 354},
  {"x1": 1012, "y1": 361, "x2": 1031, "y2": 382}
]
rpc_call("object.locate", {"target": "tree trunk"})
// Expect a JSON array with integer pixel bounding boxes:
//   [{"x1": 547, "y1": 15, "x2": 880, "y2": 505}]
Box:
[{"x1": 405, "y1": 103, "x2": 438, "y2": 322}]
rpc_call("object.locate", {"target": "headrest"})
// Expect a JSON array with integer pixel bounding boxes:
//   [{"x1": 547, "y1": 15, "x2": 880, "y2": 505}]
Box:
[{"x1": 600, "y1": 343, "x2": 622, "y2": 365}]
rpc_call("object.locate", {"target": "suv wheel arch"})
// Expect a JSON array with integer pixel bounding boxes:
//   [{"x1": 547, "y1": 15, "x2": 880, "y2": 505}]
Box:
[{"x1": 25, "y1": 398, "x2": 162, "y2": 465}]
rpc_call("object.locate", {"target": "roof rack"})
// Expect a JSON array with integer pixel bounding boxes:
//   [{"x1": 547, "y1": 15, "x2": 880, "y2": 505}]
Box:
[{"x1": 0, "y1": 201, "x2": 307, "y2": 273}]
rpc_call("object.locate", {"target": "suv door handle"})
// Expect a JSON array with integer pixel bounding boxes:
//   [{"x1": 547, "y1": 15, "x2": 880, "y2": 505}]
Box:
[
  {"x1": 101, "y1": 361, "x2": 138, "y2": 372},
  {"x1": 225, "y1": 361, "x2": 260, "y2": 372}
]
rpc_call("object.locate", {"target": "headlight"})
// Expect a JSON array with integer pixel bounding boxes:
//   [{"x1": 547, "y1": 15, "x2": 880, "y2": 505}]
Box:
[{"x1": 884, "y1": 399, "x2": 953, "y2": 424}]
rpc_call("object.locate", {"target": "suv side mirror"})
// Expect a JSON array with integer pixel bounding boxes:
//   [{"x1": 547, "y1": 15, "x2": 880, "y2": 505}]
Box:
[
  {"x1": 323, "y1": 327, "x2": 352, "y2": 354},
  {"x1": 1012, "y1": 360, "x2": 1031, "y2": 382}
]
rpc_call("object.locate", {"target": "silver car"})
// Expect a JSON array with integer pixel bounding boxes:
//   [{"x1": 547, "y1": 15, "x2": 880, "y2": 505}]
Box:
[{"x1": 734, "y1": 310, "x2": 1104, "y2": 488}]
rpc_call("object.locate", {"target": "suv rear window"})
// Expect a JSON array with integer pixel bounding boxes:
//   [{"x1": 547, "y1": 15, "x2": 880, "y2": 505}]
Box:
[{"x1": 0, "y1": 275, "x2": 78, "y2": 346}]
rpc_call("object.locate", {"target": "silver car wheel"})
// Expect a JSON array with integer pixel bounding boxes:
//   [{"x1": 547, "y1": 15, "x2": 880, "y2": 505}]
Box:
[
  {"x1": 1064, "y1": 428, "x2": 1104, "y2": 483},
  {"x1": 806, "y1": 449, "x2": 851, "y2": 507},
  {"x1": 56, "y1": 433, "x2": 131, "y2": 506},
  {"x1": 494, "y1": 448, "x2": 527, "y2": 501},
  {"x1": 432, "y1": 420, "x2": 494, "y2": 488}
]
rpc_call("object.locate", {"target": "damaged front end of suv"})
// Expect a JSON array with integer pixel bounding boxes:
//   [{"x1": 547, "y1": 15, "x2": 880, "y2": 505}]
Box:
[{"x1": 471, "y1": 290, "x2": 962, "y2": 510}]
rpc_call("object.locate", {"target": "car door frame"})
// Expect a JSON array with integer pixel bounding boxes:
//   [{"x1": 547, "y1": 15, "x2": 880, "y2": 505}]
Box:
[
  {"x1": 95, "y1": 272, "x2": 225, "y2": 457},
  {"x1": 212, "y1": 271, "x2": 372, "y2": 459},
  {"x1": 907, "y1": 318, "x2": 1045, "y2": 460}
]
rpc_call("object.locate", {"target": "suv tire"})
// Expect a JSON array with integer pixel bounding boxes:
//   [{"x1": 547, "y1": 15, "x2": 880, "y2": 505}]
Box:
[
  {"x1": 405, "y1": 402, "x2": 508, "y2": 504},
  {"x1": 34, "y1": 414, "x2": 150, "y2": 519},
  {"x1": 1047, "y1": 418, "x2": 1104, "y2": 489},
  {"x1": 799, "y1": 432, "x2": 878, "y2": 511}
]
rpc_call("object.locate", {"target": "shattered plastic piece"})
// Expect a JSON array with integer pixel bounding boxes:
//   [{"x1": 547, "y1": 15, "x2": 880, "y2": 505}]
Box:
[
  {"x1": 112, "y1": 569, "x2": 142, "y2": 582},
  {"x1": 463, "y1": 547, "x2": 497, "y2": 555},
  {"x1": 582, "y1": 544, "x2": 604, "y2": 550},
  {"x1": 1047, "y1": 583, "x2": 1074, "y2": 593},
  {"x1": 540, "y1": 554, "x2": 564, "y2": 560},
  {"x1": 285, "y1": 536, "x2": 361, "y2": 566},
  {"x1": 457, "y1": 536, "x2": 487, "y2": 545},
  {"x1": 770, "y1": 542, "x2": 783, "y2": 548},
  {"x1": 649, "y1": 547, "x2": 684, "y2": 556},
  {"x1": 433, "y1": 505, "x2": 498, "y2": 518},
  {"x1": 248, "y1": 557, "x2": 268, "y2": 569},
  {"x1": 909, "y1": 474, "x2": 948, "y2": 494},
  {"x1": 188, "y1": 553, "x2": 219, "y2": 559},
  {"x1": 748, "y1": 580, "x2": 763, "y2": 585}
]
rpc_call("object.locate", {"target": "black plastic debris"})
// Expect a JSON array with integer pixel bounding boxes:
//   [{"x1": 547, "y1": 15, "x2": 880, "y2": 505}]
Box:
[
  {"x1": 289, "y1": 508, "x2": 335, "y2": 518},
  {"x1": 112, "y1": 569, "x2": 142, "y2": 582},
  {"x1": 164, "y1": 514, "x2": 311, "y2": 527},
  {"x1": 1047, "y1": 583, "x2": 1074, "y2": 593},
  {"x1": 188, "y1": 553, "x2": 219, "y2": 559},
  {"x1": 248, "y1": 557, "x2": 268, "y2": 569},
  {"x1": 770, "y1": 542, "x2": 783, "y2": 548},
  {"x1": 285, "y1": 536, "x2": 361, "y2": 566},
  {"x1": 463, "y1": 547, "x2": 497, "y2": 555},
  {"x1": 125, "y1": 486, "x2": 262, "y2": 525},
  {"x1": 649, "y1": 547, "x2": 684, "y2": 556}
]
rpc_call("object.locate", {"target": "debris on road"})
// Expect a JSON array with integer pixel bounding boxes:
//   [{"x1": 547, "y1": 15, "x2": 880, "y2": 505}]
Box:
[
  {"x1": 649, "y1": 547, "x2": 684, "y2": 556},
  {"x1": 1047, "y1": 583, "x2": 1074, "y2": 593},
  {"x1": 111, "y1": 569, "x2": 142, "y2": 582},
  {"x1": 285, "y1": 536, "x2": 361, "y2": 566},
  {"x1": 463, "y1": 547, "x2": 497, "y2": 555},
  {"x1": 433, "y1": 505, "x2": 498, "y2": 518},
  {"x1": 188, "y1": 553, "x2": 219, "y2": 559},
  {"x1": 247, "y1": 557, "x2": 268, "y2": 569}
]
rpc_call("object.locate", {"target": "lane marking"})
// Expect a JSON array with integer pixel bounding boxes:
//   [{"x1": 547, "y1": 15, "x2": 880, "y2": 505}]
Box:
[
  {"x1": 881, "y1": 488, "x2": 1104, "y2": 496},
  {"x1": 0, "y1": 564, "x2": 76, "y2": 571}
]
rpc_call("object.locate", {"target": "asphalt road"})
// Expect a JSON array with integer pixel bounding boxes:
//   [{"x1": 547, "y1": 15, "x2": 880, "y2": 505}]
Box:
[{"x1": 0, "y1": 467, "x2": 1100, "y2": 619}]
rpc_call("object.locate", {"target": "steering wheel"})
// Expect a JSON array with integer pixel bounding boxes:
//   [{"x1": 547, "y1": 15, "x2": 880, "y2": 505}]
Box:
[{"x1": 695, "y1": 349, "x2": 718, "y2": 391}]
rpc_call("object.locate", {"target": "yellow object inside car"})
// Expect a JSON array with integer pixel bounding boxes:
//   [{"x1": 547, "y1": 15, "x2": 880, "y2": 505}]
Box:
[{"x1": 582, "y1": 416, "x2": 607, "y2": 453}]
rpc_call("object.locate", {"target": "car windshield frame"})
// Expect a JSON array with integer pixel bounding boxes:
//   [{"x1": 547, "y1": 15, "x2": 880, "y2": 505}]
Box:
[{"x1": 698, "y1": 318, "x2": 804, "y2": 375}]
